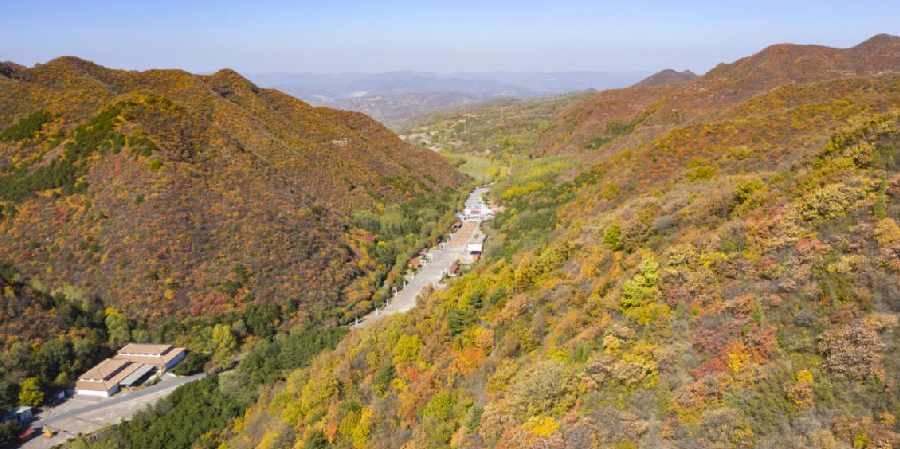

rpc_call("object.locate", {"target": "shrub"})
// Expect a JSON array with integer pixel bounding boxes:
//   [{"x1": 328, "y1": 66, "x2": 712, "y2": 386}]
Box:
[
  {"x1": 795, "y1": 182, "x2": 866, "y2": 221},
  {"x1": 819, "y1": 323, "x2": 886, "y2": 380},
  {"x1": 619, "y1": 253, "x2": 669, "y2": 324},
  {"x1": 508, "y1": 361, "x2": 573, "y2": 417},
  {"x1": 603, "y1": 222, "x2": 622, "y2": 251},
  {"x1": 171, "y1": 351, "x2": 208, "y2": 375},
  {"x1": 685, "y1": 158, "x2": 718, "y2": 182},
  {"x1": 875, "y1": 218, "x2": 900, "y2": 246},
  {"x1": 732, "y1": 178, "x2": 767, "y2": 213}
]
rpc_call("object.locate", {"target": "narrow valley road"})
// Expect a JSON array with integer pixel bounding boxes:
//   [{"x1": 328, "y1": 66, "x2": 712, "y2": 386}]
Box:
[{"x1": 354, "y1": 186, "x2": 488, "y2": 328}]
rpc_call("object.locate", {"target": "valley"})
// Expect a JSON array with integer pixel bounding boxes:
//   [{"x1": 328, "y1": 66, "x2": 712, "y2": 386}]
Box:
[
  {"x1": 2, "y1": 24, "x2": 900, "y2": 449},
  {"x1": 357, "y1": 186, "x2": 492, "y2": 329}
]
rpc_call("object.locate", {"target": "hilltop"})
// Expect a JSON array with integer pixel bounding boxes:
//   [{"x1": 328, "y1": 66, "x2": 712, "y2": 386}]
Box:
[
  {"x1": 633, "y1": 69, "x2": 699, "y2": 87},
  {"x1": 0, "y1": 57, "x2": 466, "y2": 343}
]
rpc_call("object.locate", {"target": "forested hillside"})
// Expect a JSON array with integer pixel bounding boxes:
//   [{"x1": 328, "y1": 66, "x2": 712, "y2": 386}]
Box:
[
  {"x1": 0, "y1": 57, "x2": 467, "y2": 411},
  {"x1": 0, "y1": 57, "x2": 465, "y2": 329},
  {"x1": 191, "y1": 34, "x2": 900, "y2": 449}
]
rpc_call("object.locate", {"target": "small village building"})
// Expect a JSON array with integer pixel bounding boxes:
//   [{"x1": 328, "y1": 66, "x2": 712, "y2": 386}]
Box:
[
  {"x1": 466, "y1": 243, "x2": 483, "y2": 255},
  {"x1": 2, "y1": 406, "x2": 33, "y2": 426},
  {"x1": 115, "y1": 344, "x2": 186, "y2": 370},
  {"x1": 74, "y1": 344, "x2": 185, "y2": 397},
  {"x1": 74, "y1": 358, "x2": 137, "y2": 397}
]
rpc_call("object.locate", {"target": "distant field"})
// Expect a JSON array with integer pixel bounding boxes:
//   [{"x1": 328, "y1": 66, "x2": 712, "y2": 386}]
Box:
[{"x1": 440, "y1": 152, "x2": 502, "y2": 183}]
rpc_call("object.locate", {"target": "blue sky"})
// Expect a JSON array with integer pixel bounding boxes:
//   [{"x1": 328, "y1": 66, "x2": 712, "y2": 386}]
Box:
[{"x1": 2, "y1": 0, "x2": 898, "y2": 73}]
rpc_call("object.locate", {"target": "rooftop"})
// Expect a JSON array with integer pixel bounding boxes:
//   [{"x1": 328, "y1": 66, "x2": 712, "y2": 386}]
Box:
[
  {"x1": 80, "y1": 358, "x2": 130, "y2": 381},
  {"x1": 76, "y1": 361, "x2": 143, "y2": 392},
  {"x1": 118, "y1": 343, "x2": 174, "y2": 356},
  {"x1": 114, "y1": 346, "x2": 185, "y2": 367}
]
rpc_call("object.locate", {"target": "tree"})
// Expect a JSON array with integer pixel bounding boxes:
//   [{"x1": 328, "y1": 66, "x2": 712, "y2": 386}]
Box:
[
  {"x1": 372, "y1": 364, "x2": 395, "y2": 396},
  {"x1": 0, "y1": 421, "x2": 22, "y2": 447},
  {"x1": 171, "y1": 352, "x2": 208, "y2": 376},
  {"x1": 392, "y1": 334, "x2": 423, "y2": 365},
  {"x1": 105, "y1": 310, "x2": 131, "y2": 346},
  {"x1": 0, "y1": 378, "x2": 18, "y2": 411},
  {"x1": 302, "y1": 430, "x2": 329, "y2": 449},
  {"x1": 19, "y1": 377, "x2": 43, "y2": 407},
  {"x1": 603, "y1": 222, "x2": 622, "y2": 251},
  {"x1": 211, "y1": 324, "x2": 237, "y2": 363}
]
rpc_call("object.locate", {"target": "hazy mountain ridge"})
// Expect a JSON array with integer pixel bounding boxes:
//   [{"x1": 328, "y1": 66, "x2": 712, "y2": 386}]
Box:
[
  {"x1": 247, "y1": 71, "x2": 652, "y2": 127},
  {"x1": 318, "y1": 92, "x2": 506, "y2": 129}
]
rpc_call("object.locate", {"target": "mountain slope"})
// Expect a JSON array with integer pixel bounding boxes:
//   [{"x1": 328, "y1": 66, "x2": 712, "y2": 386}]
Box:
[
  {"x1": 0, "y1": 57, "x2": 466, "y2": 334},
  {"x1": 207, "y1": 35, "x2": 900, "y2": 449},
  {"x1": 534, "y1": 34, "x2": 900, "y2": 156}
]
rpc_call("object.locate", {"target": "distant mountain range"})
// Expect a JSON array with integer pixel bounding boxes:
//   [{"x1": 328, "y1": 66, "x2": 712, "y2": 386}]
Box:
[
  {"x1": 246, "y1": 71, "x2": 652, "y2": 100},
  {"x1": 245, "y1": 71, "x2": 653, "y2": 127}
]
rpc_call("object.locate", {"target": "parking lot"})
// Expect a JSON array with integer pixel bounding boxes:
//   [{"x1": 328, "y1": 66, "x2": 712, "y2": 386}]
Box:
[{"x1": 23, "y1": 374, "x2": 203, "y2": 449}]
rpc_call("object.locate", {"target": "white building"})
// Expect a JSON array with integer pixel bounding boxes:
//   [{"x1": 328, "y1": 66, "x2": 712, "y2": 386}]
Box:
[{"x1": 75, "y1": 344, "x2": 185, "y2": 397}]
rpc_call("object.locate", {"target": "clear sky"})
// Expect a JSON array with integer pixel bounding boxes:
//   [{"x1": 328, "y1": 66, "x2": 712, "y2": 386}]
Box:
[{"x1": 2, "y1": 0, "x2": 898, "y2": 74}]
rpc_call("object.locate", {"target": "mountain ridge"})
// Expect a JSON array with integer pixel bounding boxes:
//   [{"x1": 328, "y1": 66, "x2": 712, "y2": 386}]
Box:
[{"x1": 530, "y1": 34, "x2": 900, "y2": 156}]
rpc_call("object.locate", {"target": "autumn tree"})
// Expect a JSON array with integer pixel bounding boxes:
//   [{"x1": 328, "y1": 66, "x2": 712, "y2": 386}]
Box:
[{"x1": 18, "y1": 377, "x2": 43, "y2": 407}]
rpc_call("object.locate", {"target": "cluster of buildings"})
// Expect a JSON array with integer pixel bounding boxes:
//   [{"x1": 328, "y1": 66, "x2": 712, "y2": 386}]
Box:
[
  {"x1": 459, "y1": 206, "x2": 495, "y2": 222},
  {"x1": 74, "y1": 344, "x2": 185, "y2": 397},
  {"x1": 459, "y1": 190, "x2": 496, "y2": 222}
]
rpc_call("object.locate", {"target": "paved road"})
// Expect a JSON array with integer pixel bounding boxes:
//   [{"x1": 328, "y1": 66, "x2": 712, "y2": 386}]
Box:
[
  {"x1": 40, "y1": 374, "x2": 204, "y2": 426},
  {"x1": 355, "y1": 187, "x2": 488, "y2": 328}
]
